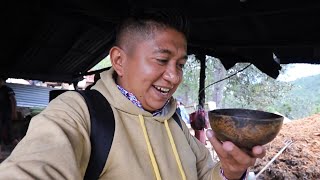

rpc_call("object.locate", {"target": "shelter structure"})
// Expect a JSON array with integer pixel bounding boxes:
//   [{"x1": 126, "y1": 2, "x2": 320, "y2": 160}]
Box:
[{"x1": 2, "y1": 1, "x2": 320, "y2": 104}]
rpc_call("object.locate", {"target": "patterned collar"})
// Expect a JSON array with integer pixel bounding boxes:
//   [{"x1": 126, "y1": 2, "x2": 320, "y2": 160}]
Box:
[{"x1": 116, "y1": 85, "x2": 168, "y2": 116}]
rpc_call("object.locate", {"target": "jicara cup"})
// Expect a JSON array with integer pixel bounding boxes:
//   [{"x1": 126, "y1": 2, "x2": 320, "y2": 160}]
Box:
[{"x1": 208, "y1": 108, "x2": 283, "y2": 156}]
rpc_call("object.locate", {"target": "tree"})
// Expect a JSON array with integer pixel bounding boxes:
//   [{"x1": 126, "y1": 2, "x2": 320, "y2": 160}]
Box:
[
  {"x1": 175, "y1": 56, "x2": 293, "y2": 116},
  {"x1": 221, "y1": 63, "x2": 292, "y2": 110},
  {"x1": 206, "y1": 56, "x2": 226, "y2": 108},
  {"x1": 91, "y1": 55, "x2": 112, "y2": 71},
  {"x1": 174, "y1": 55, "x2": 200, "y2": 106}
]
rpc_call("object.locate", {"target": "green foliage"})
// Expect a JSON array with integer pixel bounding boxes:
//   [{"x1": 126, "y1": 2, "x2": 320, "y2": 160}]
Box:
[
  {"x1": 313, "y1": 103, "x2": 320, "y2": 114},
  {"x1": 173, "y1": 56, "x2": 320, "y2": 120},
  {"x1": 91, "y1": 55, "x2": 112, "y2": 71},
  {"x1": 29, "y1": 107, "x2": 45, "y2": 117},
  {"x1": 90, "y1": 54, "x2": 319, "y2": 120},
  {"x1": 274, "y1": 74, "x2": 320, "y2": 119},
  {"x1": 205, "y1": 56, "x2": 227, "y2": 107},
  {"x1": 174, "y1": 55, "x2": 200, "y2": 105},
  {"x1": 222, "y1": 63, "x2": 292, "y2": 111},
  {"x1": 174, "y1": 55, "x2": 225, "y2": 106}
]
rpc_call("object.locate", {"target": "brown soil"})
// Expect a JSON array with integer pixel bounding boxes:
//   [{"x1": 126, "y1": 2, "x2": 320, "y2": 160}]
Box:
[{"x1": 252, "y1": 113, "x2": 320, "y2": 180}]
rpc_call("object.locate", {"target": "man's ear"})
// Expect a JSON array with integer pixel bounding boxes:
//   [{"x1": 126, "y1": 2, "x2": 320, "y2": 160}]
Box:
[{"x1": 110, "y1": 46, "x2": 125, "y2": 77}]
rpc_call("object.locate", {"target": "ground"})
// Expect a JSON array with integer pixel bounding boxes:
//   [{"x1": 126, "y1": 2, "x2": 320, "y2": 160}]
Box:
[{"x1": 251, "y1": 113, "x2": 320, "y2": 180}]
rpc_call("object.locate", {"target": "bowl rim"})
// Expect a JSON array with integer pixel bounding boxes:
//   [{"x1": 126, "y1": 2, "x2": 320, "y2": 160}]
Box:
[{"x1": 209, "y1": 108, "x2": 284, "y2": 121}]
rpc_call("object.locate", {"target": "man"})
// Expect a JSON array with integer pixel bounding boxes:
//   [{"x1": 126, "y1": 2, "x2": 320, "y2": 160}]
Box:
[
  {"x1": 176, "y1": 100, "x2": 190, "y2": 124},
  {"x1": 0, "y1": 76, "x2": 17, "y2": 156},
  {"x1": 0, "y1": 10, "x2": 265, "y2": 179}
]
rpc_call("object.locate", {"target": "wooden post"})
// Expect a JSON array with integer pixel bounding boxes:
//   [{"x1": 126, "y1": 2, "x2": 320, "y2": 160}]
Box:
[{"x1": 197, "y1": 53, "x2": 206, "y2": 109}]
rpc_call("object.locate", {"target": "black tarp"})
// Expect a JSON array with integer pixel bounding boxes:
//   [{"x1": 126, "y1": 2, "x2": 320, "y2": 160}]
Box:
[{"x1": 2, "y1": 1, "x2": 320, "y2": 82}]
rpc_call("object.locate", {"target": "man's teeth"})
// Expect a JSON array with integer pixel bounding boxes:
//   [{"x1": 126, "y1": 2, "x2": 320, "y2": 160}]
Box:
[{"x1": 155, "y1": 86, "x2": 170, "y2": 93}]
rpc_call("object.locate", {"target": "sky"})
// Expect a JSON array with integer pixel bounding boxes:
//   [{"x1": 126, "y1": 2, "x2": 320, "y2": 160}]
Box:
[{"x1": 277, "y1": 63, "x2": 320, "y2": 82}]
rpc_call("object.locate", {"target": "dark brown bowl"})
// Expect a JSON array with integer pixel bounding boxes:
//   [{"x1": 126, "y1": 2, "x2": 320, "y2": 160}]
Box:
[{"x1": 208, "y1": 108, "x2": 283, "y2": 155}]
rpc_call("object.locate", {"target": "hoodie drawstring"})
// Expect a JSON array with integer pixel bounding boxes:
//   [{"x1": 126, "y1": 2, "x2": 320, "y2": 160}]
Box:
[
  {"x1": 164, "y1": 119, "x2": 186, "y2": 180},
  {"x1": 138, "y1": 115, "x2": 186, "y2": 180},
  {"x1": 139, "y1": 115, "x2": 162, "y2": 180}
]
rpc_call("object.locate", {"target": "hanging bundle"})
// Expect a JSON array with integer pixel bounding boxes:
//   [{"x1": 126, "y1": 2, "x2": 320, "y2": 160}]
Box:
[{"x1": 189, "y1": 107, "x2": 207, "y2": 131}]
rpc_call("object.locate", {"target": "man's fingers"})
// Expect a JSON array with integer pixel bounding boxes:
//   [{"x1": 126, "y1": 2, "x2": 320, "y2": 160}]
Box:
[
  {"x1": 206, "y1": 130, "x2": 222, "y2": 147},
  {"x1": 206, "y1": 130, "x2": 226, "y2": 157},
  {"x1": 207, "y1": 130, "x2": 264, "y2": 168},
  {"x1": 221, "y1": 142, "x2": 254, "y2": 166},
  {"x1": 252, "y1": 146, "x2": 266, "y2": 158}
]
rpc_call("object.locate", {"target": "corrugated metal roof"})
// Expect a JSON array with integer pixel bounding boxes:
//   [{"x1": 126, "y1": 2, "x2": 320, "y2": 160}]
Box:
[{"x1": 7, "y1": 83, "x2": 54, "y2": 108}]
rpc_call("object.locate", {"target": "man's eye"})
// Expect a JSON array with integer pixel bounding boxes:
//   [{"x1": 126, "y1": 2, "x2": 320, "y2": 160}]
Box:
[{"x1": 157, "y1": 59, "x2": 168, "y2": 64}]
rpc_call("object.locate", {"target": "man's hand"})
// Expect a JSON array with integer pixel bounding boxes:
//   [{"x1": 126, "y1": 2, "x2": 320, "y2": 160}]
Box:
[{"x1": 206, "y1": 129, "x2": 266, "y2": 180}]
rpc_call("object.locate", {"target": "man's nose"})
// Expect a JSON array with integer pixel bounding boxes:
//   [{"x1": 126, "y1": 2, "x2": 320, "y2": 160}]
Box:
[{"x1": 163, "y1": 66, "x2": 181, "y2": 84}]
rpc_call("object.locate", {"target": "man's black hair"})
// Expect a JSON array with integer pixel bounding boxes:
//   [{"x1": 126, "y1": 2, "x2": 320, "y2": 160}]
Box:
[{"x1": 115, "y1": 8, "x2": 190, "y2": 47}]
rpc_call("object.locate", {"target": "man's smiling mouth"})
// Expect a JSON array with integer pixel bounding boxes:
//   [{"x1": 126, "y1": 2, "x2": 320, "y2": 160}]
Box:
[{"x1": 153, "y1": 85, "x2": 170, "y2": 94}]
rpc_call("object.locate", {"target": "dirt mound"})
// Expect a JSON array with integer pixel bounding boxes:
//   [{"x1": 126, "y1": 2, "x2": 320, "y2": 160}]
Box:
[{"x1": 252, "y1": 114, "x2": 320, "y2": 179}]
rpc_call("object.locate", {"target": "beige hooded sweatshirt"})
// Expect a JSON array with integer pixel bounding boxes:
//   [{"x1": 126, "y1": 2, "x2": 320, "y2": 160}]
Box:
[{"x1": 0, "y1": 68, "x2": 222, "y2": 180}]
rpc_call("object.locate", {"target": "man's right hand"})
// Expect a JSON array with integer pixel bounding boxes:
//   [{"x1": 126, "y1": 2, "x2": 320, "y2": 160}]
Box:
[{"x1": 206, "y1": 129, "x2": 266, "y2": 180}]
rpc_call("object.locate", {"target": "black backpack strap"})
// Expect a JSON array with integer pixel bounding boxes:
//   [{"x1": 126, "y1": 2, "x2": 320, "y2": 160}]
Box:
[
  {"x1": 172, "y1": 112, "x2": 183, "y2": 130},
  {"x1": 78, "y1": 90, "x2": 115, "y2": 180}
]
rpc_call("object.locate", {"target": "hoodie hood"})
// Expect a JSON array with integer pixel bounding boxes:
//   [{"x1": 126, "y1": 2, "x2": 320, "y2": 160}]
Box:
[
  {"x1": 92, "y1": 68, "x2": 187, "y2": 180},
  {"x1": 92, "y1": 68, "x2": 177, "y2": 123}
]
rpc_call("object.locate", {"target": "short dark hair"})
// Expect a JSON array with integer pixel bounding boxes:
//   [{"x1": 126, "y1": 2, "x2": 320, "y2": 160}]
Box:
[{"x1": 115, "y1": 8, "x2": 189, "y2": 48}]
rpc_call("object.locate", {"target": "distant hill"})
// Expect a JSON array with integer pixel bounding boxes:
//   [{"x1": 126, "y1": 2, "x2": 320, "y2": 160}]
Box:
[
  {"x1": 291, "y1": 74, "x2": 320, "y2": 95},
  {"x1": 275, "y1": 74, "x2": 320, "y2": 119}
]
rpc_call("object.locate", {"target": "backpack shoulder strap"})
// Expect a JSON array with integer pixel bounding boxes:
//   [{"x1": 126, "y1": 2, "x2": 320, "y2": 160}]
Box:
[
  {"x1": 79, "y1": 89, "x2": 182, "y2": 179},
  {"x1": 78, "y1": 90, "x2": 115, "y2": 180},
  {"x1": 173, "y1": 112, "x2": 183, "y2": 130}
]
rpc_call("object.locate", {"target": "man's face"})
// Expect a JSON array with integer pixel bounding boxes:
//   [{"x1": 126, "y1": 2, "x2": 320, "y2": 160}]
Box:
[{"x1": 118, "y1": 28, "x2": 187, "y2": 112}]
